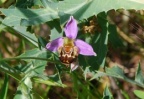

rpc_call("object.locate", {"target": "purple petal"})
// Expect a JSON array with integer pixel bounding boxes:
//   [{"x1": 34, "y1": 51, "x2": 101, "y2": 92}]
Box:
[
  {"x1": 74, "y1": 39, "x2": 96, "y2": 56},
  {"x1": 46, "y1": 37, "x2": 63, "y2": 52},
  {"x1": 64, "y1": 16, "x2": 78, "y2": 39}
]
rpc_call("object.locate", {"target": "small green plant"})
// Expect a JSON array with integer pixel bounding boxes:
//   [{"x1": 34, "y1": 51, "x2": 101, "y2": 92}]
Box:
[{"x1": 0, "y1": 0, "x2": 144, "y2": 99}]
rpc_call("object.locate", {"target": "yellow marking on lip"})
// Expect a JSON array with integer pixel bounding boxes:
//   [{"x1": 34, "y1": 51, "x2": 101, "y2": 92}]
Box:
[{"x1": 63, "y1": 37, "x2": 74, "y2": 46}]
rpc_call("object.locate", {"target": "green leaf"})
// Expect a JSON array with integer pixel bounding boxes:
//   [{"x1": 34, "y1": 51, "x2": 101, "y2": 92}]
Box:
[
  {"x1": 47, "y1": 19, "x2": 63, "y2": 40},
  {"x1": 78, "y1": 55, "x2": 96, "y2": 78},
  {"x1": 17, "y1": 48, "x2": 53, "y2": 74},
  {"x1": 135, "y1": 63, "x2": 144, "y2": 86},
  {"x1": 41, "y1": 0, "x2": 58, "y2": 9},
  {"x1": 38, "y1": 36, "x2": 47, "y2": 48},
  {"x1": 14, "y1": 77, "x2": 33, "y2": 99},
  {"x1": 88, "y1": 12, "x2": 109, "y2": 69},
  {"x1": 58, "y1": 0, "x2": 90, "y2": 24},
  {"x1": 21, "y1": 9, "x2": 58, "y2": 26},
  {"x1": 105, "y1": 66, "x2": 125, "y2": 79},
  {"x1": 15, "y1": 0, "x2": 43, "y2": 8},
  {"x1": 91, "y1": 66, "x2": 144, "y2": 88},
  {"x1": 59, "y1": 0, "x2": 144, "y2": 21},
  {"x1": 90, "y1": 67, "x2": 129, "y2": 82},
  {"x1": 102, "y1": 86, "x2": 113, "y2": 99},
  {"x1": 79, "y1": 12, "x2": 108, "y2": 74},
  {"x1": 1, "y1": 8, "x2": 59, "y2": 26},
  {"x1": 1, "y1": 48, "x2": 60, "y2": 77},
  {"x1": 50, "y1": 27, "x2": 63, "y2": 40},
  {"x1": 2, "y1": 0, "x2": 144, "y2": 26},
  {"x1": 108, "y1": 24, "x2": 124, "y2": 48},
  {"x1": 14, "y1": 63, "x2": 34, "y2": 74},
  {"x1": 32, "y1": 74, "x2": 66, "y2": 87},
  {"x1": 105, "y1": 66, "x2": 144, "y2": 87},
  {"x1": 13, "y1": 26, "x2": 38, "y2": 47},
  {"x1": 94, "y1": 12, "x2": 109, "y2": 67},
  {"x1": 17, "y1": 48, "x2": 52, "y2": 62},
  {"x1": 134, "y1": 90, "x2": 144, "y2": 99},
  {"x1": 2, "y1": 16, "x2": 21, "y2": 26},
  {"x1": 32, "y1": 56, "x2": 47, "y2": 75},
  {"x1": 0, "y1": 74, "x2": 9, "y2": 99}
]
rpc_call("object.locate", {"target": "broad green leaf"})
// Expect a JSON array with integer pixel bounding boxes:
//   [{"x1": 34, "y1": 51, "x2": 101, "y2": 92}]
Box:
[
  {"x1": 15, "y1": 0, "x2": 43, "y2": 8},
  {"x1": 90, "y1": 70, "x2": 106, "y2": 81},
  {"x1": 91, "y1": 66, "x2": 144, "y2": 88},
  {"x1": 17, "y1": 48, "x2": 52, "y2": 62},
  {"x1": 78, "y1": 55, "x2": 96, "y2": 80},
  {"x1": 31, "y1": 64, "x2": 65, "y2": 88},
  {"x1": 105, "y1": 66, "x2": 141, "y2": 86},
  {"x1": 2, "y1": 0, "x2": 144, "y2": 26},
  {"x1": 21, "y1": 9, "x2": 58, "y2": 26},
  {"x1": 0, "y1": 74, "x2": 9, "y2": 99},
  {"x1": 13, "y1": 26, "x2": 38, "y2": 47},
  {"x1": 79, "y1": 12, "x2": 108, "y2": 75},
  {"x1": 105, "y1": 66, "x2": 125, "y2": 79},
  {"x1": 93, "y1": 12, "x2": 108, "y2": 67},
  {"x1": 14, "y1": 62, "x2": 34, "y2": 74},
  {"x1": 40, "y1": 0, "x2": 58, "y2": 9},
  {"x1": 134, "y1": 90, "x2": 144, "y2": 99},
  {"x1": 1, "y1": 8, "x2": 58, "y2": 26},
  {"x1": 17, "y1": 48, "x2": 53, "y2": 74},
  {"x1": 59, "y1": 0, "x2": 144, "y2": 22},
  {"x1": 50, "y1": 28, "x2": 63, "y2": 40},
  {"x1": 2, "y1": 16, "x2": 21, "y2": 26},
  {"x1": 108, "y1": 24, "x2": 124, "y2": 48},
  {"x1": 0, "y1": 49, "x2": 59, "y2": 76},
  {"x1": 102, "y1": 86, "x2": 113, "y2": 99},
  {"x1": 32, "y1": 55, "x2": 47, "y2": 75},
  {"x1": 14, "y1": 77, "x2": 33, "y2": 99},
  {"x1": 17, "y1": 48, "x2": 61, "y2": 75},
  {"x1": 58, "y1": 0, "x2": 91, "y2": 24},
  {"x1": 38, "y1": 36, "x2": 47, "y2": 48},
  {"x1": 105, "y1": 66, "x2": 144, "y2": 87},
  {"x1": 135, "y1": 63, "x2": 144, "y2": 85},
  {"x1": 58, "y1": 0, "x2": 88, "y2": 12},
  {"x1": 47, "y1": 19, "x2": 62, "y2": 40},
  {"x1": 32, "y1": 74, "x2": 66, "y2": 87},
  {"x1": 89, "y1": 12, "x2": 109, "y2": 69}
]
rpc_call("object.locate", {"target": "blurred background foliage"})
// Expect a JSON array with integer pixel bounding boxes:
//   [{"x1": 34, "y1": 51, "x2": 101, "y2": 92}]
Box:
[{"x1": 0, "y1": 0, "x2": 144, "y2": 99}]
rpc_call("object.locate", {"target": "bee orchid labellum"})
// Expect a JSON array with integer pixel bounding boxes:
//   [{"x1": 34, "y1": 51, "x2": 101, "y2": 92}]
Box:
[
  {"x1": 46, "y1": 16, "x2": 96, "y2": 71},
  {"x1": 58, "y1": 37, "x2": 79, "y2": 65}
]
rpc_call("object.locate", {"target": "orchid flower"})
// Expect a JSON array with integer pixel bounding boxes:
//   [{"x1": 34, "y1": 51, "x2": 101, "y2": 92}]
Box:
[{"x1": 46, "y1": 16, "x2": 96, "y2": 71}]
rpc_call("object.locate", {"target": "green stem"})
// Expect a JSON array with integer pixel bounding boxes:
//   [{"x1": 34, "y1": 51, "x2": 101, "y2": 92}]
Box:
[{"x1": 0, "y1": 57, "x2": 61, "y2": 64}]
